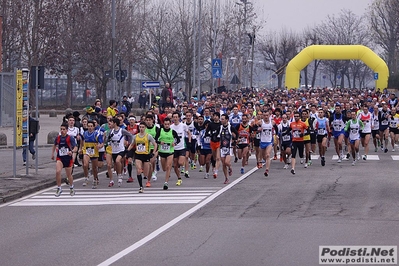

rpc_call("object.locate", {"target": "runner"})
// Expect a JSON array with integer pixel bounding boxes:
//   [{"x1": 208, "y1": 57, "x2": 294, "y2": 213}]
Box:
[
  {"x1": 250, "y1": 111, "x2": 262, "y2": 169},
  {"x1": 198, "y1": 119, "x2": 213, "y2": 179},
  {"x1": 358, "y1": 104, "x2": 372, "y2": 160},
  {"x1": 154, "y1": 117, "x2": 180, "y2": 190},
  {"x1": 235, "y1": 114, "x2": 252, "y2": 174},
  {"x1": 126, "y1": 115, "x2": 139, "y2": 183},
  {"x1": 345, "y1": 110, "x2": 364, "y2": 166},
  {"x1": 171, "y1": 112, "x2": 191, "y2": 186},
  {"x1": 80, "y1": 121, "x2": 104, "y2": 188},
  {"x1": 208, "y1": 112, "x2": 222, "y2": 178},
  {"x1": 371, "y1": 105, "x2": 380, "y2": 152},
  {"x1": 330, "y1": 104, "x2": 347, "y2": 163},
  {"x1": 314, "y1": 109, "x2": 330, "y2": 166},
  {"x1": 229, "y1": 105, "x2": 242, "y2": 163},
  {"x1": 277, "y1": 113, "x2": 292, "y2": 169},
  {"x1": 107, "y1": 117, "x2": 133, "y2": 187},
  {"x1": 378, "y1": 102, "x2": 390, "y2": 153},
  {"x1": 219, "y1": 114, "x2": 238, "y2": 184},
  {"x1": 388, "y1": 107, "x2": 399, "y2": 152},
  {"x1": 257, "y1": 110, "x2": 275, "y2": 177},
  {"x1": 127, "y1": 122, "x2": 158, "y2": 193},
  {"x1": 301, "y1": 109, "x2": 311, "y2": 167},
  {"x1": 144, "y1": 114, "x2": 159, "y2": 186},
  {"x1": 289, "y1": 111, "x2": 308, "y2": 174},
  {"x1": 51, "y1": 123, "x2": 78, "y2": 197}
]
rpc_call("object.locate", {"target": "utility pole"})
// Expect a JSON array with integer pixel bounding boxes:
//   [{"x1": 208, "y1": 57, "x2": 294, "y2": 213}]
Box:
[
  {"x1": 249, "y1": 27, "x2": 255, "y2": 89},
  {"x1": 111, "y1": 0, "x2": 116, "y2": 100},
  {"x1": 192, "y1": 0, "x2": 196, "y2": 99},
  {"x1": 197, "y1": 0, "x2": 202, "y2": 100}
]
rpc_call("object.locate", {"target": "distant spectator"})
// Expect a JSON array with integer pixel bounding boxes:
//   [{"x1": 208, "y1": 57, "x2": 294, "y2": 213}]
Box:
[
  {"x1": 22, "y1": 116, "x2": 38, "y2": 165},
  {"x1": 107, "y1": 100, "x2": 118, "y2": 117},
  {"x1": 127, "y1": 93, "x2": 135, "y2": 107},
  {"x1": 94, "y1": 99, "x2": 102, "y2": 114},
  {"x1": 139, "y1": 91, "x2": 148, "y2": 109},
  {"x1": 121, "y1": 95, "x2": 132, "y2": 114}
]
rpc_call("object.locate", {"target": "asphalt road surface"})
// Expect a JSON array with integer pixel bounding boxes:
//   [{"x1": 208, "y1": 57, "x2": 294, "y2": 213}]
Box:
[{"x1": 1, "y1": 147, "x2": 399, "y2": 266}]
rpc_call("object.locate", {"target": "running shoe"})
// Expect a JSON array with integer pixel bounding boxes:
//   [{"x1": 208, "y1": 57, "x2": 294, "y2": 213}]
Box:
[
  {"x1": 118, "y1": 178, "x2": 122, "y2": 187},
  {"x1": 300, "y1": 158, "x2": 304, "y2": 164},
  {"x1": 273, "y1": 155, "x2": 277, "y2": 160},
  {"x1": 374, "y1": 147, "x2": 378, "y2": 152},
  {"x1": 224, "y1": 178, "x2": 229, "y2": 184},
  {"x1": 346, "y1": 153, "x2": 350, "y2": 159},
  {"x1": 264, "y1": 169, "x2": 269, "y2": 177},
  {"x1": 92, "y1": 180, "x2": 97, "y2": 189},
  {"x1": 23, "y1": 162, "x2": 26, "y2": 166},
  {"x1": 308, "y1": 160, "x2": 312, "y2": 166},
  {"x1": 70, "y1": 187, "x2": 75, "y2": 196},
  {"x1": 139, "y1": 187, "x2": 144, "y2": 193},
  {"x1": 180, "y1": 167, "x2": 185, "y2": 174},
  {"x1": 283, "y1": 164, "x2": 289, "y2": 169},
  {"x1": 127, "y1": 177, "x2": 134, "y2": 183},
  {"x1": 185, "y1": 171, "x2": 190, "y2": 178},
  {"x1": 193, "y1": 164, "x2": 197, "y2": 169},
  {"x1": 352, "y1": 160, "x2": 356, "y2": 166},
  {"x1": 176, "y1": 179, "x2": 182, "y2": 186},
  {"x1": 234, "y1": 157, "x2": 238, "y2": 163},
  {"x1": 146, "y1": 181, "x2": 151, "y2": 187},
  {"x1": 82, "y1": 177, "x2": 89, "y2": 186},
  {"x1": 357, "y1": 154, "x2": 360, "y2": 161},
  {"x1": 384, "y1": 148, "x2": 388, "y2": 153},
  {"x1": 280, "y1": 155, "x2": 283, "y2": 162},
  {"x1": 32, "y1": 153, "x2": 36, "y2": 160},
  {"x1": 204, "y1": 173, "x2": 209, "y2": 179},
  {"x1": 291, "y1": 168, "x2": 295, "y2": 175},
  {"x1": 228, "y1": 167, "x2": 232, "y2": 176},
  {"x1": 304, "y1": 163, "x2": 308, "y2": 168},
  {"x1": 156, "y1": 163, "x2": 160, "y2": 172},
  {"x1": 106, "y1": 172, "x2": 109, "y2": 178},
  {"x1": 108, "y1": 180, "x2": 114, "y2": 187},
  {"x1": 362, "y1": 155, "x2": 367, "y2": 160},
  {"x1": 199, "y1": 166, "x2": 203, "y2": 172},
  {"x1": 392, "y1": 149, "x2": 395, "y2": 152},
  {"x1": 337, "y1": 158, "x2": 342, "y2": 163},
  {"x1": 55, "y1": 188, "x2": 62, "y2": 197},
  {"x1": 152, "y1": 172, "x2": 157, "y2": 181},
  {"x1": 321, "y1": 157, "x2": 325, "y2": 166},
  {"x1": 213, "y1": 173, "x2": 217, "y2": 179},
  {"x1": 163, "y1": 182, "x2": 169, "y2": 190},
  {"x1": 240, "y1": 167, "x2": 244, "y2": 174}
]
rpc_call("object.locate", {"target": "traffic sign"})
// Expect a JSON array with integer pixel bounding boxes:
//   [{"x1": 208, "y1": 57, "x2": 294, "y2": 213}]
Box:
[
  {"x1": 374, "y1": 73, "x2": 379, "y2": 80},
  {"x1": 212, "y1": 68, "x2": 222, "y2": 78},
  {"x1": 212, "y1": 58, "x2": 222, "y2": 68},
  {"x1": 115, "y1": 70, "x2": 127, "y2": 82},
  {"x1": 142, "y1": 81, "x2": 160, "y2": 88}
]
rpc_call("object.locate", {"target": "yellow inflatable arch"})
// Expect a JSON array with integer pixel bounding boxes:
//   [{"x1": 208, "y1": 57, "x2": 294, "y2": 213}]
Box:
[{"x1": 284, "y1": 45, "x2": 389, "y2": 90}]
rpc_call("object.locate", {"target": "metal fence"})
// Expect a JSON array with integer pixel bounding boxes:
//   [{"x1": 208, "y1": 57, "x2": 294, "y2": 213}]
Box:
[{"x1": 0, "y1": 72, "x2": 16, "y2": 126}]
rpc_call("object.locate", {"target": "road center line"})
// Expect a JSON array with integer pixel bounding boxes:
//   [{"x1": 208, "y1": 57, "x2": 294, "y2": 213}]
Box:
[{"x1": 97, "y1": 166, "x2": 259, "y2": 266}]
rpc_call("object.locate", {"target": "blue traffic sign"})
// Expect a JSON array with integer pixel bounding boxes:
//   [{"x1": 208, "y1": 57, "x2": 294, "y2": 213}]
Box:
[
  {"x1": 212, "y1": 58, "x2": 222, "y2": 69},
  {"x1": 374, "y1": 73, "x2": 379, "y2": 80},
  {"x1": 141, "y1": 81, "x2": 160, "y2": 88},
  {"x1": 212, "y1": 68, "x2": 222, "y2": 78}
]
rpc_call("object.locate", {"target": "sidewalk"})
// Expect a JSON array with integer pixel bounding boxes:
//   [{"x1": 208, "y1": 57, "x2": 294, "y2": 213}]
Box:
[{"x1": 0, "y1": 113, "x2": 84, "y2": 204}]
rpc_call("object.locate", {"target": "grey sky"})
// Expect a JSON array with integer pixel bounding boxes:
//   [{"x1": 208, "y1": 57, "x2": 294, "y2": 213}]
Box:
[{"x1": 253, "y1": 0, "x2": 374, "y2": 34}]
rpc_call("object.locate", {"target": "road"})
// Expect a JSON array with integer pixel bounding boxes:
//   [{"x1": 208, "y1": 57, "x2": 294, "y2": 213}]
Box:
[{"x1": 1, "y1": 148, "x2": 399, "y2": 266}]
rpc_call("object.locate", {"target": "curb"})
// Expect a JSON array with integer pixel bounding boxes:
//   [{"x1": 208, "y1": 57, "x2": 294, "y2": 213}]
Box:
[
  {"x1": 0, "y1": 144, "x2": 53, "y2": 150},
  {"x1": 0, "y1": 171, "x2": 85, "y2": 204}
]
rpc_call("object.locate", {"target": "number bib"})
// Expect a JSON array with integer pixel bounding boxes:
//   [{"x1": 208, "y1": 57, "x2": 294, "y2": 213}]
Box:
[
  {"x1": 282, "y1": 135, "x2": 291, "y2": 142},
  {"x1": 318, "y1": 128, "x2": 326, "y2": 135},
  {"x1": 160, "y1": 143, "x2": 171, "y2": 152},
  {"x1": 382, "y1": 120, "x2": 388, "y2": 125},
  {"x1": 204, "y1": 137, "x2": 211, "y2": 144},
  {"x1": 221, "y1": 147, "x2": 230, "y2": 155},
  {"x1": 59, "y1": 147, "x2": 69, "y2": 156},
  {"x1": 86, "y1": 148, "x2": 94, "y2": 156},
  {"x1": 136, "y1": 143, "x2": 146, "y2": 152},
  {"x1": 240, "y1": 137, "x2": 248, "y2": 144}
]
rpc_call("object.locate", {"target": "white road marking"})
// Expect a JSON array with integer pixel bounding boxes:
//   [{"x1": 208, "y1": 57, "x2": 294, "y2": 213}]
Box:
[{"x1": 97, "y1": 166, "x2": 259, "y2": 266}]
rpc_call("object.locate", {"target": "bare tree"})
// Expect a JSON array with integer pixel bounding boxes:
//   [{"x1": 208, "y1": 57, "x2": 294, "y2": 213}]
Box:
[
  {"x1": 368, "y1": 0, "x2": 399, "y2": 75},
  {"x1": 258, "y1": 29, "x2": 300, "y2": 89}
]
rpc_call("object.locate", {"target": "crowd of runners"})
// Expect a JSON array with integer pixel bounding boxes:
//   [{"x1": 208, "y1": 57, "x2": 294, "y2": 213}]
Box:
[{"x1": 50, "y1": 86, "x2": 399, "y2": 197}]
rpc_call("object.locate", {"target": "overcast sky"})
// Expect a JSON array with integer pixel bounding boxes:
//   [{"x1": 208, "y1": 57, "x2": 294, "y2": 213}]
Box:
[{"x1": 252, "y1": 0, "x2": 374, "y2": 34}]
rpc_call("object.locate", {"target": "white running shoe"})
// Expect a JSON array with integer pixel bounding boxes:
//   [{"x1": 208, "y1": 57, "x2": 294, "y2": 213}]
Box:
[
  {"x1": 118, "y1": 177, "x2": 122, "y2": 187},
  {"x1": 304, "y1": 163, "x2": 308, "y2": 168},
  {"x1": 283, "y1": 164, "x2": 289, "y2": 169},
  {"x1": 352, "y1": 161, "x2": 356, "y2": 166},
  {"x1": 337, "y1": 158, "x2": 342, "y2": 163}
]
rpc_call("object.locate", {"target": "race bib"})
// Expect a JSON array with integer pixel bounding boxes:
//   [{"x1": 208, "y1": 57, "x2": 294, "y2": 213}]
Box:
[
  {"x1": 204, "y1": 137, "x2": 211, "y2": 144},
  {"x1": 59, "y1": 147, "x2": 69, "y2": 156},
  {"x1": 282, "y1": 135, "x2": 291, "y2": 142},
  {"x1": 255, "y1": 133, "x2": 260, "y2": 139},
  {"x1": 351, "y1": 128, "x2": 359, "y2": 134},
  {"x1": 232, "y1": 118, "x2": 239, "y2": 124},
  {"x1": 293, "y1": 130, "x2": 300, "y2": 138},
  {"x1": 86, "y1": 148, "x2": 94, "y2": 156},
  {"x1": 111, "y1": 141, "x2": 119, "y2": 149},
  {"x1": 240, "y1": 137, "x2": 248, "y2": 144},
  {"x1": 160, "y1": 143, "x2": 171, "y2": 152},
  {"x1": 318, "y1": 128, "x2": 326, "y2": 135},
  {"x1": 382, "y1": 120, "x2": 388, "y2": 125},
  {"x1": 333, "y1": 122, "x2": 342, "y2": 131},
  {"x1": 221, "y1": 147, "x2": 230, "y2": 155},
  {"x1": 137, "y1": 143, "x2": 146, "y2": 152}
]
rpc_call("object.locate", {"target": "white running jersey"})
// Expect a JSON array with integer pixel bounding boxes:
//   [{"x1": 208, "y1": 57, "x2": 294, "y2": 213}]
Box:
[
  {"x1": 109, "y1": 128, "x2": 125, "y2": 154},
  {"x1": 371, "y1": 113, "x2": 379, "y2": 131},
  {"x1": 171, "y1": 122, "x2": 188, "y2": 151},
  {"x1": 185, "y1": 120, "x2": 196, "y2": 140},
  {"x1": 260, "y1": 120, "x2": 273, "y2": 143},
  {"x1": 348, "y1": 120, "x2": 361, "y2": 141},
  {"x1": 357, "y1": 112, "x2": 372, "y2": 133},
  {"x1": 67, "y1": 126, "x2": 80, "y2": 139}
]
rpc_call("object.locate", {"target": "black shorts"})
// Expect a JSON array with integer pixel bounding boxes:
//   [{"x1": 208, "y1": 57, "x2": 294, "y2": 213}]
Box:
[
  {"x1": 200, "y1": 149, "x2": 212, "y2": 156},
  {"x1": 317, "y1": 134, "x2": 327, "y2": 143},
  {"x1": 174, "y1": 149, "x2": 186, "y2": 158},
  {"x1": 112, "y1": 151, "x2": 126, "y2": 162},
  {"x1": 371, "y1": 130, "x2": 379, "y2": 138},
  {"x1": 237, "y1": 144, "x2": 249, "y2": 149},
  {"x1": 360, "y1": 132, "x2": 371, "y2": 138},
  {"x1": 126, "y1": 149, "x2": 135, "y2": 159},
  {"x1": 187, "y1": 139, "x2": 197, "y2": 154},
  {"x1": 135, "y1": 153, "x2": 151, "y2": 163},
  {"x1": 159, "y1": 152, "x2": 173, "y2": 158},
  {"x1": 98, "y1": 151, "x2": 105, "y2": 162},
  {"x1": 304, "y1": 140, "x2": 311, "y2": 144},
  {"x1": 253, "y1": 139, "x2": 260, "y2": 147},
  {"x1": 291, "y1": 141, "x2": 304, "y2": 159},
  {"x1": 57, "y1": 155, "x2": 73, "y2": 168},
  {"x1": 389, "y1": 127, "x2": 399, "y2": 135},
  {"x1": 310, "y1": 133, "x2": 317, "y2": 144},
  {"x1": 281, "y1": 142, "x2": 292, "y2": 151}
]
